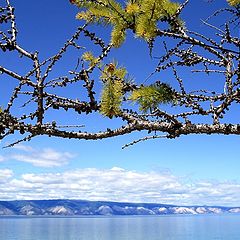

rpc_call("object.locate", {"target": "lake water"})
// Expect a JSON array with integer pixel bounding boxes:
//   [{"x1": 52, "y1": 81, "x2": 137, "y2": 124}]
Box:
[{"x1": 0, "y1": 214, "x2": 240, "y2": 240}]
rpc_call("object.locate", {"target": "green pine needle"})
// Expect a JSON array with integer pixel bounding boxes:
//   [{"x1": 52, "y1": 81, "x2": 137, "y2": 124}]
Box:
[
  {"x1": 82, "y1": 51, "x2": 99, "y2": 67},
  {"x1": 74, "y1": 0, "x2": 180, "y2": 47},
  {"x1": 129, "y1": 83, "x2": 175, "y2": 112},
  {"x1": 100, "y1": 62, "x2": 126, "y2": 118},
  {"x1": 100, "y1": 79, "x2": 124, "y2": 118},
  {"x1": 227, "y1": 0, "x2": 240, "y2": 6}
]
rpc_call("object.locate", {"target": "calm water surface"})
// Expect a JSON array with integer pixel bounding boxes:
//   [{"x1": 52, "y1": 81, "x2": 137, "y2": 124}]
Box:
[{"x1": 0, "y1": 214, "x2": 240, "y2": 240}]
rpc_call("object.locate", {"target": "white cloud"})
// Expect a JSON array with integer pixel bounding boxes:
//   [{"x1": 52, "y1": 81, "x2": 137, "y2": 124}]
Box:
[
  {"x1": 12, "y1": 144, "x2": 34, "y2": 152},
  {"x1": 9, "y1": 146, "x2": 75, "y2": 167},
  {"x1": 0, "y1": 169, "x2": 13, "y2": 183},
  {"x1": 1, "y1": 167, "x2": 240, "y2": 206}
]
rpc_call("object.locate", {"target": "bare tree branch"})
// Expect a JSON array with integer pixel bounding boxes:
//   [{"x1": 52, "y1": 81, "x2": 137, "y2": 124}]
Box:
[{"x1": 0, "y1": 0, "x2": 239, "y2": 148}]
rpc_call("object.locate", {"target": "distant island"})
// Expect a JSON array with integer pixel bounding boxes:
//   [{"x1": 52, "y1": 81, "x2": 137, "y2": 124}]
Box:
[{"x1": 0, "y1": 200, "x2": 239, "y2": 216}]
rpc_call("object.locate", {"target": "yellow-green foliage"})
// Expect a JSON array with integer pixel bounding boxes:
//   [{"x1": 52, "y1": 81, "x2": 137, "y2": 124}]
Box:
[
  {"x1": 82, "y1": 51, "x2": 99, "y2": 67},
  {"x1": 129, "y1": 83, "x2": 175, "y2": 112},
  {"x1": 111, "y1": 24, "x2": 127, "y2": 48},
  {"x1": 227, "y1": 0, "x2": 240, "y2": 6},
  {"x1": 74, "y1": 0, "x2": 180, "y2": 47},
  {"x1": 100, "y1": 62, "x2": 127, "y2": 80},
  {"x1": 125, "y1": 3, "x2": 140, "y2": 14},
  {"x1": 100, "y1": 79, "x2": 124, "y2": 118},
  {"x1": 75, "y1": 0, "x2": 123, "y2": 25},
  {"x1": 135, "y1": 0, "x2": 179, "y2": 40},
  {"x1": 100, "y1": 63, "x2": 127, "y2": 118},
  {"x1": 74, "y1": 0, "x2": 126, "y2": 47}
]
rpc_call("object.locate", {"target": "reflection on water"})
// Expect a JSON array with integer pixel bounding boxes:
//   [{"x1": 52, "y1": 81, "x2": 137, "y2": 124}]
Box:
[{"x1": 0, "y1": 215, "x2": 240, "y2": 240}]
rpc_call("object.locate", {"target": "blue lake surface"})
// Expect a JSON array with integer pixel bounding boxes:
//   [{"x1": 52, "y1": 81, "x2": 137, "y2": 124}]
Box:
[{"x1": 0, "y1": 214, "x2": 240, "y2": 240}]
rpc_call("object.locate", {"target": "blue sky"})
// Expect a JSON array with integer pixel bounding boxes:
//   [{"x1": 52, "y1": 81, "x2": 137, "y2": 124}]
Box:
[{"x1": 0, "y1": 0, "x2": 240, "y2": 206}]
